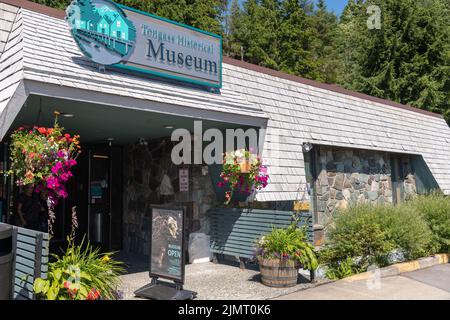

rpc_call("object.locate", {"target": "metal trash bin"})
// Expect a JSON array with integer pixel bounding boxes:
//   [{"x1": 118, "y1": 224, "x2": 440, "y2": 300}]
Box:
[{"x1": 0, "y1": 224, "x2": 13, "y2": 300}]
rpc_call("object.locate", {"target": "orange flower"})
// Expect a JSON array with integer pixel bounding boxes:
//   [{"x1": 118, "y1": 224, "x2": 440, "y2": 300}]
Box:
[{"x1": 25, "y1": 170, "x2": 34, "y2": 180}]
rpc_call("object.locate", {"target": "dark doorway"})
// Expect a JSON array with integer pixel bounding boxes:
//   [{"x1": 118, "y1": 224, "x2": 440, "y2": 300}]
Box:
[{"x1": 51, "y1": 144, "x2": 123, "y2": 253}]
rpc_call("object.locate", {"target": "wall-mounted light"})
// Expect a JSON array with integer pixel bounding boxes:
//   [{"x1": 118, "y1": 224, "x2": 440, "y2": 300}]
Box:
[
  {"x1": 61, "y1": 113, "x2": 74, "y2": 118},
  {"x1": 106, "y1": 137, "x2": 114, "y2": 147},
  {"x1": 163, "y1": 125, "x2": 174, "y2": 129},
  {"x1": 302, "y1": 142, "x2": 313, "y2": 153},
  {"x1": 138, "y1": 137, "x2": 148, "y2": 146}
]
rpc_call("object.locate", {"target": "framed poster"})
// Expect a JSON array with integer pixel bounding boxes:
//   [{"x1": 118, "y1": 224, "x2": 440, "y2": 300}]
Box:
[{"x1": 149, "y1": 206, "x2": 185, "y2": 283}]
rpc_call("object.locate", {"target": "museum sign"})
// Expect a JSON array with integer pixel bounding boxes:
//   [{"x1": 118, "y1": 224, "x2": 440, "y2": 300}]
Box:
[{"x1": 66, "y1": 0, "x2": 222, "y2": 88}]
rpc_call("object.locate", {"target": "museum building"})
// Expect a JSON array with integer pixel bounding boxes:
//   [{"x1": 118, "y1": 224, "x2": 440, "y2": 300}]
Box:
[{"x1": 1, "y1": 0, "x2": 450, "y2": 256}]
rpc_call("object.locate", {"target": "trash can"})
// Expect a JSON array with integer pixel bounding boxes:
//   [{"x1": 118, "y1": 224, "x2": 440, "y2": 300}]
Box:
[{"x1": 0, "y1": 224, "x2": 13, "y2": 300}]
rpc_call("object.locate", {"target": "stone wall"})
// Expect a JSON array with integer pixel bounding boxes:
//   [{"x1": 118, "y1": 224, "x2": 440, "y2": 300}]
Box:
[
  {"x1": 314, "y1": 146, "x2": 418, "y2": 229},
  {"x1": 122, "y1": 138, "x2": 218, "y2": 256}
]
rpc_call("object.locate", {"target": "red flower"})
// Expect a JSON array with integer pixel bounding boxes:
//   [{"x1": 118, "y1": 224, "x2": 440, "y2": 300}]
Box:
[
  {"x1": 38, "y1": 127, "x2": 47, "y2": 135},
  {"x1": 87, "y1": 288, "x2": 100, "y2": 300}
]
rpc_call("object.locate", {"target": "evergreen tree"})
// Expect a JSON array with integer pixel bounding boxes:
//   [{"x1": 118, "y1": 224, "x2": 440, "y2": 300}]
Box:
[
  {"x1": 337, "y1": 0, "x2": 450, "y2": 123},
  {"x1": 31, "y1": 0, "x2": 228, "y2": 35},
  {"x1": 224, "y1": 0, "x2": 245, "y2": 59},
  {"x1": 278, "y1": 0, "x2": 319, "y2": 79},
  {"x1": 311, "y1": 0, "x2": 339, "y2": 83}
]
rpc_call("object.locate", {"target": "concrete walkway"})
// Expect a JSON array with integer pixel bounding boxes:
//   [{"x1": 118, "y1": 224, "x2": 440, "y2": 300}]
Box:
[{"x1": 275, "y1": 264, "x2": 450, "y2": 300}]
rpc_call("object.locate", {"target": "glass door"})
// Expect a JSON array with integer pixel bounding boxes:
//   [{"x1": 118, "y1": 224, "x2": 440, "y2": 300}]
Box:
[
  {"x1": 88, "y1": 147, "x2": 111, "y2": 251},
  {"x1": 87, "y1": 145, "x2": 122, "y2": 251}
]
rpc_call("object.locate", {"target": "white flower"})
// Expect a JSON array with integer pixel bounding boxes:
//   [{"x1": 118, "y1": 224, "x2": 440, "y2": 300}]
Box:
[{"x1": 234, "y1": 149, "x2": 244, "y2": 158}]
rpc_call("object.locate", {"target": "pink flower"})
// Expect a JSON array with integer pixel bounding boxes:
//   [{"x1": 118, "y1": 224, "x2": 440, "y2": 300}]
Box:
[
  {"x1": 67, "y1": 159, "x2": 77, "y2": 167},
  {"x1": 51, "y1": 162, "x2": 63, "y2": 174}
]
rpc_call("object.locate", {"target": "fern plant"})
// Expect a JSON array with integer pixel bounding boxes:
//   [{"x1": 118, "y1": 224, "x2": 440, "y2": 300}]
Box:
[{"x1": 255, "y1": 221, "x2": 318, "y2": 271}]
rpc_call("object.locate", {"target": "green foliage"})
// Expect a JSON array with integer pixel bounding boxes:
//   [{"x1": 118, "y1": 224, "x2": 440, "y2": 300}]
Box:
[
  {"x1": 225, "y1": 0, "x2": 338, "y2": 82},
  {"x1": 323, "y1": 257, "x2": 359, "y2": 280},
  {"x1": 336, "y1": 0, "x2": 450, "y2": 124},
  {"x1": 31, "y1": 0, "x2": 228, "y2": 36},
  {"x1": 256, "y1": 219, "x2": 318, "y2": 271},
  {"x1": 319, "y1": 200, "x2": 440, "y2": 280},
  {"x1": 379, "y1": 204, "x2": 434, "y2": 260},
  {"x1": 33, "y1": 237, "x2": 124, "y2": 300},
  {"x1": 408, "y1": 192, "x2": 450, "y2": 253},
  {"x1": 319, "y1": 204, "x2": 395, "y2": 272}
]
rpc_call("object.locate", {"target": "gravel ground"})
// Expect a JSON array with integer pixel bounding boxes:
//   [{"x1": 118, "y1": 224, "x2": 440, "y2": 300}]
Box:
[{"x1": 117, "y1": 252, "x2": 327, "y2": 300}]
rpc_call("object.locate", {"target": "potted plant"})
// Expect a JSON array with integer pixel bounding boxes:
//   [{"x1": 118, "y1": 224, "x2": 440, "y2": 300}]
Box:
[
  {"x1": 217, "y1": 149, "x2": 269, "y2": 204},
  {"x1": 33, "y1": 236, "x2": 124, "y2": 300},
  {"x1": 255, "y1": 222, "x2": 318, "y2": 288}
]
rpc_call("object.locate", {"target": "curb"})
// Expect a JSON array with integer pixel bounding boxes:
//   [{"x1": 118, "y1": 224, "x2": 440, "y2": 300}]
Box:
[{"x1": 341, "y1": 253, "x2": 450, "y2": 283}]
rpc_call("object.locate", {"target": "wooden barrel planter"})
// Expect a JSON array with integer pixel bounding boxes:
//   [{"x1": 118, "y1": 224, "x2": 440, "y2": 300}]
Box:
[{"x1": 258, "y1": 257, "x2": 300, "y2": 288}]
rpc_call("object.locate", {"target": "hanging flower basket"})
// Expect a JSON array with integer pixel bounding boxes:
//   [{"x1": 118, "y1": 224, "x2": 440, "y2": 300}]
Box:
[
  {"x1": 7, "y1": 112, "x2": 81, "y2": 234},
  {"x1": 239, "y1": 161, "x2": 251, "y2": 173},
  {"x1": 217, "y1": 149, "x2": 269, "y2": 205}
]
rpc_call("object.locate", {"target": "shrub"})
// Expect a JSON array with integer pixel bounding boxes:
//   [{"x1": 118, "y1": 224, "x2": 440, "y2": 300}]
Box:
[
  {"x1": 319, "y1": 204, "x2": 394, "y2": 272},
  {"x1": 379, "y1": 204, "x2": 434, "y2": 260},
  {"x1": 408, "y1": 192, "x2": 450, "y2": 253},
  {"x1": 319, "y1": 201, "x2": 435, "y2": 279},
  {"x1": 323, "y1": 257, "x2": 358, "y2": 280}
]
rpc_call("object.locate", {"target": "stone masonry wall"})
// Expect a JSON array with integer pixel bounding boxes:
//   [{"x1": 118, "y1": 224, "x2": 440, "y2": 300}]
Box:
[
  {"x1": 122, "y1": 138, "x2": 218, "y2": 256},
  {"x1": 315, "y1": 146, "x2": 418, "y2": 229},
  {"x1": 315, "y1": 146, "x2": 393, "y2": 227}
]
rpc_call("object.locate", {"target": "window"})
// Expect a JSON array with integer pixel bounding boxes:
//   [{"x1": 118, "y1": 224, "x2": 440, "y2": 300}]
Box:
[{"x1": 117, "y1": 20, "x2": 121, "y2": 27}]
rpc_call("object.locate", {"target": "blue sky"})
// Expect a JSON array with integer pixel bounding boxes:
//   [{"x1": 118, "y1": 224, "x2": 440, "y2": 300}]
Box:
[
  {"x1": 234, "y1": 1, "x2": 348, "y2": 16},
  {"x1": 321, "y1": 0, "x2": 347, "y2": 16}
]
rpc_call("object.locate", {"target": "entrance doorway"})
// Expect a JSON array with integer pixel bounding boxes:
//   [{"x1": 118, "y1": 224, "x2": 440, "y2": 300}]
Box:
[{"x1": 52, "y1": 144, "x2": 123, "y2": 252}]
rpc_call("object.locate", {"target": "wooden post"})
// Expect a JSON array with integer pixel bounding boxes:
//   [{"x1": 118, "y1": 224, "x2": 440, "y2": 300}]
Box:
[
  {"x1": 239, "y1": 258, "x2": 246, "y2": 270},
  {"x1": 32, "y1": 233, "x2": 43, "y2": 300},
  {"x1": 310, "y1": 269, "x2": 316, "y2": 283},
  {"x1": 10, "y1": 227, "x2": 17, "y2": 300}
]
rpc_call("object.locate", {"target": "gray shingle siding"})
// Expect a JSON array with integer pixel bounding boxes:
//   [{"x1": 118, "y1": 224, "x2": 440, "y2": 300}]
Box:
[
  {"x1": 0, "y1": 3, "x2": 23, "y2": 113},
  {"x1": 223, "y1": 63, "x2": 450, "y2": 200},
  {"x1": 1, "y1": 6, "x2": 449, "y2": 201}
]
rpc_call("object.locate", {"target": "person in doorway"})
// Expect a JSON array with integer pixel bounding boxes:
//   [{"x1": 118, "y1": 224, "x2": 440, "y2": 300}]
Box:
[{"x1": 16, "y1": 184, "x2": 42, "y2": 231}]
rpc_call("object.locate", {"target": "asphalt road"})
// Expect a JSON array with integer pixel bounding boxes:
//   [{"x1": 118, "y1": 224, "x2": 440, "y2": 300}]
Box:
[{"x1": 275, "y1": 264, "x2": 450, "y2": 300}]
